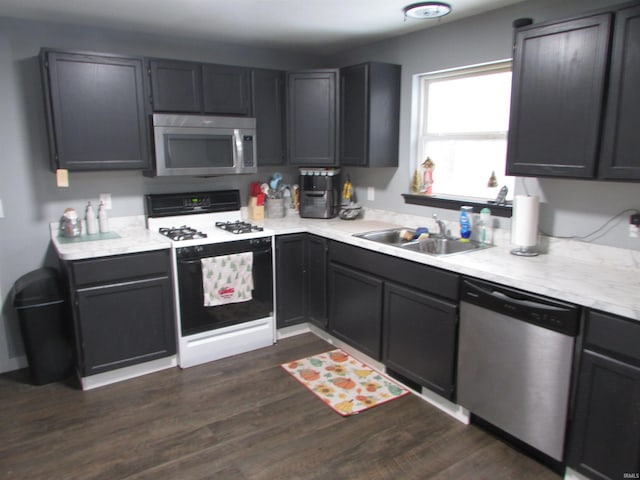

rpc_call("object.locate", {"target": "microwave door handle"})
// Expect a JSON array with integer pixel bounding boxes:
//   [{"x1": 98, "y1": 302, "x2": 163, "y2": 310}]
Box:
[{"x1": 233, "y1": 129, "x2": 242, "y2": 169}]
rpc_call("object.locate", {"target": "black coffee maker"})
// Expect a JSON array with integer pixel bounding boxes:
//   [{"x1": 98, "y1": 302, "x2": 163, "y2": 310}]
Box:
[{"x1": 299, "y1": 168, "x2": 340, "y2": 219}]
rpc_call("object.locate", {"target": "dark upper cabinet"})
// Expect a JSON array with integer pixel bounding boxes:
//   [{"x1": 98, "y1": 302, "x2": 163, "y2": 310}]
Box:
[
  {"x1": 148, "y1": 59, "x2": 202, "y2": 112},
  {"x1": 506, "y1": 14, "x2": 612, "y2": 178},
  {"x1": 340, "y1": 62, "x2": 401, "y2": 167},
  {"x1": 599, "y1": 4, "x2": 640, "y2": 180},
  {"x1": 567, "y1": 310, "x2": 640, "y2": 479},
  {"x1": 202, "y1": 64, "x2": 251, "y2": 115},
  {"x1": 252, "y1": 68, "x2": 286, "y2": 165},
  {"x1": 41, "y1": 50, "x2": 151, "y2": 171},
  {"x1": 287, "y1": 69, "x2": 339, "y2": 166},
  {"x1": 148, "y1": 59, "x2": 252, "y2": 116}
]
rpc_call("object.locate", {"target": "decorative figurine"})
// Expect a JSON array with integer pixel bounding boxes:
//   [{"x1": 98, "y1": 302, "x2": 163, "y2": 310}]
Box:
[{"x1": 421, "y1": 157, "x2": 435, "y2": 195}]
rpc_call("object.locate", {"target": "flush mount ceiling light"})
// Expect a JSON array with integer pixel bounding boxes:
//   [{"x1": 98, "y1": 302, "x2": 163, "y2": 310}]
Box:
[{"x1": 403, "y1": 2, "x2": 452, "y2": 20}]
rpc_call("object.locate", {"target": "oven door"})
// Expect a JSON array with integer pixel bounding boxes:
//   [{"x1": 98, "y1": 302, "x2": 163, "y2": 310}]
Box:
[{"x1": 175, "y1": 238, "x2": 273, "y2": 336}]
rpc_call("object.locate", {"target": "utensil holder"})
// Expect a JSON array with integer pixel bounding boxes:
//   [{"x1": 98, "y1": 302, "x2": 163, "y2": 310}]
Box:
[{"x1": 266, "y1": 198, "x2": 285, "y2": 218}]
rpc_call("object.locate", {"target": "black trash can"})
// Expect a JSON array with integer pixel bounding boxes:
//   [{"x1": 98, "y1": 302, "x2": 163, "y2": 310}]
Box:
[{"x1": 13, "y1": 267, "x2": 74, "y2": 385}]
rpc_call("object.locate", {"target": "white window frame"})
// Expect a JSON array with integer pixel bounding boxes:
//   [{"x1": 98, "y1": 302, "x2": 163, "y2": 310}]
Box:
[{"x1": 414, "y1": 60, "x2": 513, "y2": 201}]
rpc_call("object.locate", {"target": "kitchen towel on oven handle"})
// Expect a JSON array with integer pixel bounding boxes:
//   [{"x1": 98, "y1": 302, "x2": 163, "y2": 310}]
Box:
[{"x1": 201, "y1": 252, "x2": 254, "y2": 306}]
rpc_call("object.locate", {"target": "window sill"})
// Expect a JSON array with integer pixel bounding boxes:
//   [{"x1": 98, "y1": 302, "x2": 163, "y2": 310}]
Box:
[{"x1": 402, "y1": 193, "x2": 512, "y2": 218}]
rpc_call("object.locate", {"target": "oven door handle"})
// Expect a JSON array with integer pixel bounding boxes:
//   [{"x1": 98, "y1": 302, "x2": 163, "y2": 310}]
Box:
[{"x1": 177, "y1": 248, "x2": 272, "y2": 266}]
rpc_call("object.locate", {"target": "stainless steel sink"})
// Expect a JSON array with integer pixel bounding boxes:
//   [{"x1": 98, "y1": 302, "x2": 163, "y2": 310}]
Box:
[
  {"x1": 354, "y1": 228, "x2": 416, "y2": 245},
  {"x1": 354, "y1": 228, "x2": 490, "y2": 256},
  {"x1": 400, "y1": 237, "x2": 486, "y2": 256}
]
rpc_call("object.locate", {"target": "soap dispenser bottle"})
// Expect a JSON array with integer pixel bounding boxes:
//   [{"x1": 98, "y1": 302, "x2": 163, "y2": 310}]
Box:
[
  {"x1": 98, "y1": 201, "x2": 109, "y2": 233},
  {"x1": 459, "y1": 206, "x2": 472, "y2": 242},
  {"x1": 85, "y1": 201, "x2": 98, "y2": 235}
]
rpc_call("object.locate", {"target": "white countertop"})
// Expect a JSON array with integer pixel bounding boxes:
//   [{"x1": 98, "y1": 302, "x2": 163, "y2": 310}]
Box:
[
  {"x1": 49, "y1": 212, "x2": 640, "y2": 321},
  {"x1": 50, "y1": 216, "x2": 171, "y2": 261}
]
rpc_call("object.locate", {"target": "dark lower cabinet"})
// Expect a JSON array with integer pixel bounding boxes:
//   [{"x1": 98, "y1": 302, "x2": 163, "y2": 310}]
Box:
[
  {"x1": 567, "y1": 310, "x2": 640, "y2": 479},
  {"x1": 275, "y1": 234, "x2": 307, "y2": 328},
  {"x1": 275, "y1": 234, "x2": 328, "y2": 329},
  {"x1": 328, "y1": 262, "x2": 383, "y2": 360},
  {"x1": 306, "y1": 235, "x2": 328, "y2": 329},
  {"x1": 383, "y1": 282, "x2": 457, "y2": 400},
  {"x1": 65, "y1": 250, "x2": 176, "y2": 377},
  {"x1": 327, "y1": 240, "x2": 459, "y2": 392},
  {"x1": 41, "y1": 49, "x2": 150, "y2": 171}
]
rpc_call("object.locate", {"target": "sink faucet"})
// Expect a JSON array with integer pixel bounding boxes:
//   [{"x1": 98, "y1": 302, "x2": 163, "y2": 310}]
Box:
[{"x1": 432, "y1": 214, "x2": 447, "y2": 238}]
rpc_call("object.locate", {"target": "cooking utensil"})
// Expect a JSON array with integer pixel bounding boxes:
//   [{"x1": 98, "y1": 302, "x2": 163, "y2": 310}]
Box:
[{"x1": 269, "y1": 172, "x2": 282, "y2": 191}]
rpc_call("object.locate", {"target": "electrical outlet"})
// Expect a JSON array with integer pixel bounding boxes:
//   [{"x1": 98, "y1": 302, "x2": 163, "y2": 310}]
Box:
[
  {"x1": 367, "y1": 187, "x2": 375, "y2": 201},
  {"x1": 99, "y1": 193, "x2": 112, "y2": 210}
]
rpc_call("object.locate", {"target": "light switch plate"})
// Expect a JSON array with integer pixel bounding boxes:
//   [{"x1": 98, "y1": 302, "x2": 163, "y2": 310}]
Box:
[
  {"x1": 0, "y1": 199, "x2": 4, "y2": 218},
  {"x1": 99, "y1": 193, "x2": 112, "y2": 210}
]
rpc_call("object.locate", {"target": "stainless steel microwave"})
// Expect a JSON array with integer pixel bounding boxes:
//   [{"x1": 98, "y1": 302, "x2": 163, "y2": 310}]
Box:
[{"x1": 148, "y1": 114, "x2": 257, "y2": 176}]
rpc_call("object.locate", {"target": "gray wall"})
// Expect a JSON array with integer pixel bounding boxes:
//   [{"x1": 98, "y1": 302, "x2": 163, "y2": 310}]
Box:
[
  {"x1": 0, "y1": 18, "x2": 318, "y2": 373},
  {"x1": 333, "y1": 0, "x2": 639, "y2": 247},
  {"x1": 1, "y1": 0, "x2": 638, "y2": 373}
]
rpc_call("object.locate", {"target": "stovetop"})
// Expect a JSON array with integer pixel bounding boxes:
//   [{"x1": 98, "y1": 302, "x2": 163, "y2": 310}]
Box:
[{"x1": 146, "y1": 190, "x2": 272, "y2": 247}]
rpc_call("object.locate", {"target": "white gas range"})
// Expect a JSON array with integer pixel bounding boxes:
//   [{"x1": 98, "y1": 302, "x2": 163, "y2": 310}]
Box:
[{"x1": 146, "y1": 190, "x2": 275, "y2": 368}]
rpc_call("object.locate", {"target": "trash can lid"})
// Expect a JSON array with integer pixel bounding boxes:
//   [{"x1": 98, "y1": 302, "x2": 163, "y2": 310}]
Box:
[{"x1": 13, "y1": 267, "x2": 65, "y2": 308}]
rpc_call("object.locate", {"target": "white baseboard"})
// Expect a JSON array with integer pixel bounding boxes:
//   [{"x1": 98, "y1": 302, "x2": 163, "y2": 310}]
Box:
[{"x1": 80, "y1": 355, "x2": 177, "y2": 390}]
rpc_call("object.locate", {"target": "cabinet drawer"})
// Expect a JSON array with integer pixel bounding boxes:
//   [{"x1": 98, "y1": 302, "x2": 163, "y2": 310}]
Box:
[
  {"x1": 329, "y1": 241, "x2": 459, "y2": 301},
  {"x1": 70, "y1": 250, "x2": 170, "y2": 287},
  {"x1": 585, "y1": 310, "x2": 640, "y2": 363}
]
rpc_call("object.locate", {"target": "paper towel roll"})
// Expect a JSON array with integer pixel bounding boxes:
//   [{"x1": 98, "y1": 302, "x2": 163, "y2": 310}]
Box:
[{"x1": 511, "y1": 195, "x2": 539, "y2": 247}]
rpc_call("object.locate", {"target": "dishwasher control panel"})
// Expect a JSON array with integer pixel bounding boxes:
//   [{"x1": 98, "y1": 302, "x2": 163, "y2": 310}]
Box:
[{"x1": 461, "y1": 278, "x2": 580, "y2": 336}]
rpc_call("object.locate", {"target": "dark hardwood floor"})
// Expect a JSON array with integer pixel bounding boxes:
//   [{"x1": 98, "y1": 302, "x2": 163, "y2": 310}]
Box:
[{"x1": 0, "y1": 333, "x2": 560, "y2": 479}]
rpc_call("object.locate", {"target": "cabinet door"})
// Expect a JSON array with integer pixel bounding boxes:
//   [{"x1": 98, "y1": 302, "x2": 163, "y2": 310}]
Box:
[
  {"x1": 599, "y1": 5, "x2": 640, "y2": 180},
  {"x1": 148, "y1": 59, "x2": 202, "y2": 112},
  {"x1": 340, "y1": 62, "x2": 400, "y2": 167},
  {"x1": 383, "y1": 282, "x2": 458, "y2": 399},
  {"x1": 287, "y1": 70, "x2": 339, "y2": 166},
  {"x1": 252, "y1": 69, "x2": 286, "y2": 165},
  {"x1": 506, "y1": 14, "x2": 611, "y2": 178},
  {"x1": 275, "y1": 234, "x2": 307, "y2": 328},
  {"x1": 306, "y1": 235, "x2": 328, "y2": 329},
  {"x1": 567, "y1": 350, "x2": 640, "y2": 479},
  {"x1": 74, "y1": 276, "x2": 175, "y2": 376},
  {"x1": 43, "y1": 51, "x2": 150, "y2": 170},
  {"x1": 328, "y1": 262, "x2": 383, "y2": 359},
  {"x1": 340, "y1": 64, "x2": 368, "y2": 166},
  {"x1": 202, "y1": 64, "x2": 251, "y2": 116}
]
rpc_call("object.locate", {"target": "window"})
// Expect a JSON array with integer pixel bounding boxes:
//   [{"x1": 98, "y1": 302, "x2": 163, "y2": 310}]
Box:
[{"x1": 412, "y1": 61, "x2": 514, "y2": 203}]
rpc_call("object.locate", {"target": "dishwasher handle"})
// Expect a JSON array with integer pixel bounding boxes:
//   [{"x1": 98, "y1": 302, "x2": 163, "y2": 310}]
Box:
[{"x1": 461, "y1": 279, "x2": 580, "y2": 336}]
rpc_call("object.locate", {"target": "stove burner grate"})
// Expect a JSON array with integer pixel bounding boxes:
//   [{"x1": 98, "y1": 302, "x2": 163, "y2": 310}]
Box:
[
  {"x1": 215, "y1": 221, "x2": 264, "y2": 235},
  {"x1": 159, "y1": 226, "x2": 208, "y2": 241}
]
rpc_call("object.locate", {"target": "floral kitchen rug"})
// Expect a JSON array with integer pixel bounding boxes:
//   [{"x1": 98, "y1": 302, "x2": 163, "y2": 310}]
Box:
[{"x1": 281, "y1": 349, "x2": 410, "y2": 416}]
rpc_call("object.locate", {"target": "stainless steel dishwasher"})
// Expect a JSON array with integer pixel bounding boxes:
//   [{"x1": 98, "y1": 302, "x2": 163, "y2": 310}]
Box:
[{"x1": 457, "y1": 278, "x2": 580, "y2": 461}]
